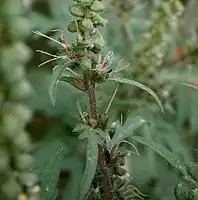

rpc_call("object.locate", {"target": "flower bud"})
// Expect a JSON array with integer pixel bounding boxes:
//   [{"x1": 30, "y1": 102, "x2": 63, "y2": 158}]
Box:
[
  {"x1": 1, "y1": 178, "x2": 22, "y2": 199},
  {"x1": 76, "y1": 0, "x2": 94, "y2": 6},
  {"x1": 90, "y1": 1, "x2": 105, "y2": 12},
  {"x1": 0, "y1": 148, "x2": 10, "y2": 173},
  {"x1": 68, "y1": 20, "x2": 78, "y2": 33},
  {"x1": 81, "y1": 18, "x2": 94, "y2": 32},
  {"x1": 69, "y1": 4, "x2": 84, "y2": 17},
  {"x1": 81, "y1": 57, "x2": 92, "y2": 69},
  {"x1": 15, "y1": 154, "x2": 34, "y2": 171}
]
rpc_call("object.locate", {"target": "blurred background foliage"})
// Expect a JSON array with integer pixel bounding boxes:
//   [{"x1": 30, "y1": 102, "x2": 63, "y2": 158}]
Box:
[{"x1": 1, "y1": 0, "x2": 198, "y2": 199}]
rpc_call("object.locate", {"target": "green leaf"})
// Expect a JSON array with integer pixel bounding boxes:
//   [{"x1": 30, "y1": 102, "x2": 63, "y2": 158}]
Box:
[
  {"x1": 73, "y1": 124, "x2": 89, "y2": 133},
  {"x1": 78, "y1": 129, "x2": 99, "y2": 200},
  {"x1": 40, "y1": 145, "x2": 65, "y2": 200},
  {"x1": 108, "y1": 76, "x2": 164, "y2": 113},
  {"x1": 49, "y1": 62, "x2": 71, "y2": 106},
  {"x1": 109, "y1": 116, "x2": 146, "y2": 151},
  {"x1": 131, "y1": 136, "x2": 191, "y2": 179},
  {"x1": 181, "y1": 82, "x2": 198, "y2": 90},
  {"x1": 60, "y1": 75, "x2": 77, "y2": 85}
]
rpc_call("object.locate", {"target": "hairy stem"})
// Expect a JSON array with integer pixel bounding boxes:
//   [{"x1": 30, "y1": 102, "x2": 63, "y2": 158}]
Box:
[
  {"x1": 87, "y1": 79, "x2": 114, "y2": 200},
  {"x1": 98, "y1": 144, "x2": 115, "y2": 200},
  {"x1": 87, "y1": 81, "x2": 97, "y2": 120}
]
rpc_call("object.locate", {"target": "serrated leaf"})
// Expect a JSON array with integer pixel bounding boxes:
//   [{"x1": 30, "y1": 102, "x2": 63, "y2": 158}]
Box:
[
  {"x1": 78, "y1": 130, "x2": 99, "y2": 200},
  {"x1": 40, "y1": 145, "x2": 65, "y2": 200},
  {"x1": 131, "y1": 136, "x2": 191, "y2": 178},
  {"x1": 49, "y1": 62, "x2": 71, "y2": 106},
  {"x1": 109, "y1": 117, "x2": 145, "y2": 151},
  {"x1": 108, "y1": 76, "x2": 164, "y2": 113}
]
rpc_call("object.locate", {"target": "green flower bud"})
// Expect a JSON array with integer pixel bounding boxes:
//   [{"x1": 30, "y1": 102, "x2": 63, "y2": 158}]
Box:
[
  {"x1": 117, "y1": 157, "x2": 125, "y2": 166},
  {"x1": 9, "y1": 79, "x2": 32, "y2": 100},
  {"x1": 69, "y1": 4, "x2": 84, "y2": 17},
  {"x1": 2, "y1": 65, "x2": 25, "y2": 84},
  {"x1": 113, "y1": 176, "x2": 125, "y2": 189},
  {"x1": 90, "y1": 28, "x2": 97, "y2": 36},
  {"x1": 0, "y1": 89, "x2": 5, "y2": 106},
  {"x1": 90, "y1": 1, "x2": 105, "y2": 12},
  {"x1": 0, "y1": 42, "x2": 31, "y2": 68},
  {"x1": 76, "y1": 0, "x2": 94, "y2": 6},
  {"x1": 92, "y1": 13, "x2": 107, "y2": 27},
  {"x1": 81, "y1": 18, "x2": 94, "y2": 32},
  {"x1": 94, "y1": 37, "x2": 105, "y2": 48},
  {"x1": 13, "y1": 131, "x2": 32, "y2": 152},
  {"x1": 18, "y1": 172, "x2": 38, "y2": 187},
  {"x1": 1, "y1": 178, "x2": 22, "y2": 199},
  {"x1": 15, "y1": 154, "x2": 34, "y2": 171},
  {"x1": 81, "y1": 57, "x2": 92, "y2": 69},
  {"x1": 7, "y1": 17, "x2": 32, "y2": 40},
  {"x1": 68, "y1": 20, "x2": 78, "y2": 33},
  {"x1": 115, "y1": 166, "x2": 126, "y2": 176},
  {"x1": 1, "y1": 115, "x2": 21, "y2": 138},
  {"x1": 0, "y1": 0, "x2": 23, "y2": 16},
  {"x1": 91, "y1": 37, "x2": 105, "y2": 53},
  {"x1": 0, "y1": 148, "x2": 10, "y2": 173},
  {"x1": 12, "y1": 104, "x2": 32, "y2": 123}
]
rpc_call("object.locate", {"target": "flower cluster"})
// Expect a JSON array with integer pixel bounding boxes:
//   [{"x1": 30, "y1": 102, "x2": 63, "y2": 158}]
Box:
[
  {"x1": 133, "y1": 0, "x2": 184, "y2": 88},
  {"x1": 0, "y1": 1, "x2": 41, "y2": 199}
]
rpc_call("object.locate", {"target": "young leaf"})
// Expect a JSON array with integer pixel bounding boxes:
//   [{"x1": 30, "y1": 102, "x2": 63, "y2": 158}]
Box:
[
  {"x1": 40, "y1": 145, "x2": 65, "y2": 200},
  {"x1": 131, "y1": 136, "x2": 193, "y2": 180},
  {"x1": 78, "y1": 129, "x2": 99, "y2": 200},
  {"x1": 60, "y1": 75, "x2": 87, "y2": 92},
  {"x1": 49, "y1": 62, "x2": 71, "y2": 106},
  {"x1": 109, "y1": 116, "x2": 145, "y2": 151},
  {"x1": 108, "y1": 76, "x2": 164, "y2": 113}
]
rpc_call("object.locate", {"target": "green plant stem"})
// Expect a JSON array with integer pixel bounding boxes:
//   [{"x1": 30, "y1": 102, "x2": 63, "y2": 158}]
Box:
[
  {"x1": 87, "y1": 79, "x2": 114, "y2": 200},
  {"x1": 87, "y1": 81, "x2": 97, "y2": 120},
  {"x1": 98, "y1": 144, "x2": 115, "y2": 200}
]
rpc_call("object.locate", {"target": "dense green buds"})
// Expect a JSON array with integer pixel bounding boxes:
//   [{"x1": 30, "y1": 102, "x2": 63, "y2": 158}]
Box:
[
  {"x1": 81, "y1": 19, "x2": 94, "y2": 31},
  {"x1": 0, "y1": 148, "x2": 9, "y2": 173},
  {"x1": 0, "y1": 0, "x2": 39, "y2": 199},
  {"x1": 76, "y1": 0, "x2": 94, "y2": 6},
  {"x1": 90, "y1": 1, "x2": 105, "y2": 12},
  {"x1": 68, "y1": 20, "x2": 78, "y2": 33},
  {"x1": 1, "y1": 178, "x2": 22, "y2": 199},
  {"x1": 81, "y1": 57, "x2": 92, "y2": 69},
  {"x1": 15, "y1": 154, "x2": 34, "y2": 171},
  {"x1": 69, "y1": 4, "x2": 84, "y2": 17}
]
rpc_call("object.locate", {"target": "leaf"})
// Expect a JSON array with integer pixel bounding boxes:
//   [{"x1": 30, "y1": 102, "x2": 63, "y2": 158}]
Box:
[
  {"x1": 49, "y1": 62, "x2": 71, "y2": 106},
  {"x1": 60, "y1": 75, "x2": 87, "y2": 92},
  {"x1": 131, "y1": 136, "x2": 192, "y2": 179},
  {"x1": 108, "y1": 76, "x2": 164, "y2": 113},
  {"x1": 40, "y1": 145, "x2": 65, "y2": 200},
  {"x1": 78, "y1": 129, "x2": 99, "y2": 200},
  {"x1": 73, "y1": 124, "x2": 89, "y2": 133},
  {"x1": 109, "y1": 116, "x2": 146, "y2": 151},
  {"x1": 181, "y1": 82, "x2": 198, "y2": 90}
]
